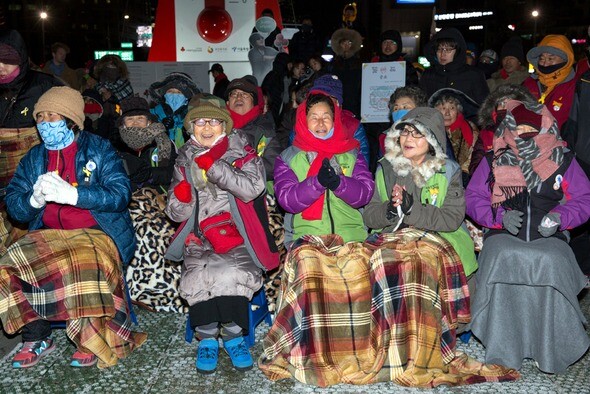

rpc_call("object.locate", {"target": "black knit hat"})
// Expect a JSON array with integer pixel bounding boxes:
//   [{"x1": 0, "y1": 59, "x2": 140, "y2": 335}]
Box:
[
  {"x1": 501, "y1": 37, "x2": 525, "y2": 65},
  {"x1": 379, "y1": 30, "x2": 401, "y2": 47}
]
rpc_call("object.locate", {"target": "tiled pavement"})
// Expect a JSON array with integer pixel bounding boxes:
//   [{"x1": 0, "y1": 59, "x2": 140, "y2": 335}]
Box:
[{"x1": 1, "y1": 291, "x2": 590, "y2": 394}]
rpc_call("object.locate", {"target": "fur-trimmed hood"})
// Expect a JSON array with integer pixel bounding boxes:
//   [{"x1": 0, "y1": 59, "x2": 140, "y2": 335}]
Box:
[
  {"x1": 383, "y1": 107, "x2": 447, "y2": 187},
  {"x1": 331, "y1": 28, "x2": 362, "y2": 58},
  {"x1": 477, "y1": 84, "x2": 537, "y2": 128}
]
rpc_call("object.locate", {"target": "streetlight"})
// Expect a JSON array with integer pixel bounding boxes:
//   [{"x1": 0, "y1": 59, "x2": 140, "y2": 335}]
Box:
[
  {"x1": 40, "y1": 11, "x2": 48, "y2": 61},
  {"x1": 532, "y1": 10, "x2": 539, "y2": 45}
]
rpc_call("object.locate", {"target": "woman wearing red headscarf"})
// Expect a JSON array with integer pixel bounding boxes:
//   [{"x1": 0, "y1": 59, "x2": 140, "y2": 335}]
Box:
[{"x1": 273, "y1": 93, "x2": 374, "y2": 246}]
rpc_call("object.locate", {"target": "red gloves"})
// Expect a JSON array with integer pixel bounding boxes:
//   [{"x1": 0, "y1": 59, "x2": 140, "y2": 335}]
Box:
[
  {"x1": 173, "y1": 180, "x2": 192, "y2": 203},
  {"x1": 194, "y1": 136, "x2": 229, "y2": 171},
  {"x1": 195, "y1": 155, "x2": 214, "y2": 171}
]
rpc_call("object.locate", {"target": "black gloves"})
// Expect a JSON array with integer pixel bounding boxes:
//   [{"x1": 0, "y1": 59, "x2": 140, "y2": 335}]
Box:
[
  {"x1": 387, "y1": 186, "x2": 413, "y2": 219},
  {"x1": 399, "y1": 188, "x2": 414, "y2": 215},
  {"x1": 317, "y1": 158, "x2": 341, "y2": 191},
  {"x1": 162, "y1": 116, "x2": 175, "y2": 130}
]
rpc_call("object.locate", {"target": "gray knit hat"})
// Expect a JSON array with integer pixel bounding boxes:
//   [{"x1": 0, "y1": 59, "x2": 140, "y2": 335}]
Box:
[{"x1": 33, "y1": 86, "x2": 85, "y2": 129}]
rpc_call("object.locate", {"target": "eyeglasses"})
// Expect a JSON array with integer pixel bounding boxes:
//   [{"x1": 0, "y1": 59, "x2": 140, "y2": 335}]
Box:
[
  {"x1": 192, "y1": 118, "x2": 222, "y2": 127},
  {"x1": 437, "y1": 46, "x2": 456, "y2": 54},
  {"x1": 229, "y1": 91, "x2": 253, "y2": 100},
  {"x1": 400, "y1": 126, "x2": 424, "y2": 139}
]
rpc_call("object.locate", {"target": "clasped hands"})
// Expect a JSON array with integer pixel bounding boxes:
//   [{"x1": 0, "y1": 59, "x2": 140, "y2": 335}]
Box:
[
  {"x1": 30, "y1": 172, "x2": 78, "y2": 208},
  {"x1": 317, "y1": 158, "x2": 341, "y2": 191},
  {"x1": 386, "y1": 184, "x2": 413, "y2": 219}
]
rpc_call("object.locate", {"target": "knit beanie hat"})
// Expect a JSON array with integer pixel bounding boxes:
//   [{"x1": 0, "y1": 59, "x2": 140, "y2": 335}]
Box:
[
  {"x1": 510, "y1": 103, "x2": 543, "y2": 131},
  {"x1": 34, "y1": 86, "x2": 85, "y2": 129},
  {"x1": 501, "y1": 37, "x2": 525, "y2": 64},
  {"x1": 480, "y1": 49, "x2": 498, "y2": 63},
  {"x1": 149, "y1": 72, "x2": 201, "y2": 101},
  {"x1": 185, "y1": 97, "x2": 233, "y2": 133},
  {"x1": 226, "y1": 76, "x2": 259, "y2": 105},
  {"x1": 310, "y1": 74, "x2": 344, "y2": 105},
  {"x1": 0, "y1": 43, "x2": 20, "y2": 65}
]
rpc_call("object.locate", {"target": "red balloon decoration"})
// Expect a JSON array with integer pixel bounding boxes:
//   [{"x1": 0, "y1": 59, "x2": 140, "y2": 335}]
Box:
[{"x1": 197, "y1": 7, "x2": 233, "y2": 44}]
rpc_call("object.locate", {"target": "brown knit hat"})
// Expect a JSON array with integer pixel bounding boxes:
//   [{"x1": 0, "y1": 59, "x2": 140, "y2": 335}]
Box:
[
  {"x1": 34, "y1": 86, "x2": 85, "y2": 129},
  {"x1": 184, "y1": 96, "x2": 233, "y2": 133}
]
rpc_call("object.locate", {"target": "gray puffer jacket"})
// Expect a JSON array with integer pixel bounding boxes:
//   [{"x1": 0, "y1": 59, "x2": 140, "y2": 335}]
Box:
[{"x1": 165, "y1": 132, "x2": 265, "y2": 306}]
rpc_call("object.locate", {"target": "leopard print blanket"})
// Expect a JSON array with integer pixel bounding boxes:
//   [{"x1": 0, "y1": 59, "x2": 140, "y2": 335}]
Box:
[{"x1": 126, "y1": 187, "x2": 186, "y2": 313}]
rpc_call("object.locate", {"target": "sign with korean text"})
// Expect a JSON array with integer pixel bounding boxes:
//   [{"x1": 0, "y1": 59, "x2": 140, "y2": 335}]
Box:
[{"x1": 360, "y1": 61, "x2": 406, "y2": 123}]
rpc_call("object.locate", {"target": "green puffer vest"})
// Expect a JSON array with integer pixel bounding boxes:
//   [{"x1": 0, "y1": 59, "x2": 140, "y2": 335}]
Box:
[
  {"x1": 286, "y1": 147, "x2": 367, "y2": 243},
  {"x1": 375, "y1": 163, "x2": 478, "y2": 276}
]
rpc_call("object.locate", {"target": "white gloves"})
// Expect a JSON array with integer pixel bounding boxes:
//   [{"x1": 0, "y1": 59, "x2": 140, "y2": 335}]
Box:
[
  {"x1": 31, "y1": 172, "x2": 79, "y2": 207},
  {"x1": 29, "y1": 178, "x2": 46, "y2": 209}
]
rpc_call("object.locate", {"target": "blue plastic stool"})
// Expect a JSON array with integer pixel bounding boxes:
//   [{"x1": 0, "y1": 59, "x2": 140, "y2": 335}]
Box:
[
  {"x1": 185, "y1": 289, "x2": 273, "y2": 347},
  {"x1": 458, "y1": 330, "x2": 472, "y2": 344},
  {"x1": 51, "y1": 280, "x2": 138, "y2": 329}
]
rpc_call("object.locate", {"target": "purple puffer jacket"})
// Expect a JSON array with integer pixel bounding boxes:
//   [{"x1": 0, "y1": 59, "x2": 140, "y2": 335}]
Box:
[{"x1": 274, "y1": 150, "x2": 374, "y2": 213}]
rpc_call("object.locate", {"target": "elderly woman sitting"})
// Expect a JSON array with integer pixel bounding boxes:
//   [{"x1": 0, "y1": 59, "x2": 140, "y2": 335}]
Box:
[
  {"x1": 1, "y1": 87, "x2": 145, "y2": 369},
  {"x1": 466, "y1": 100, "x2": 590, "y2": 373}
]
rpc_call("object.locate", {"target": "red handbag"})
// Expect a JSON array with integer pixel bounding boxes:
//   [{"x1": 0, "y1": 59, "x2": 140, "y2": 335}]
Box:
[{"x1": 200, "y1": 212, "x2": 244, "y2": 254}]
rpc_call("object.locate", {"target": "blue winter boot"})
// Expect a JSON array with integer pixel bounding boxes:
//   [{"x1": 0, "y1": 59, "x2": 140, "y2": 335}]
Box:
[
  {"x1": 196, "y1": 338, "x2": 219, "y2": 374},
  {"x1": 223, "y1": 336, "x2": 253, "y2": 371}
]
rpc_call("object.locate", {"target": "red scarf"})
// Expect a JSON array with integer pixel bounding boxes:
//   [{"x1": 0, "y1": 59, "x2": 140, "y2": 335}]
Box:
[
  {"x1": 292, "y1": 98, "x2": 359, "y2": 220},
  {"x1": 448, "y1": 112, "x2": 474, "y2": 147},
  {"x1": 227, "y1": 87, "x2": 265, "y2": 129}
]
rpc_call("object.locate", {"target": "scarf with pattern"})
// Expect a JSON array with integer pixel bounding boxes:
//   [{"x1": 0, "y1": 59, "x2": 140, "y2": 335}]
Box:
[
  {"x1": 490, "y1": 100, "x2": 564, "y2": 213},
  {"x1": 119, "y1": 122, "x2": 171, "y2": 162}
]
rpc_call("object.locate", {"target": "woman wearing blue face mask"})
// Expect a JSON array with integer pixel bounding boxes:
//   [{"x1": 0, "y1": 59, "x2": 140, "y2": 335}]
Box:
[
  {"x1": 149, "y1": 72, "x2": 201, "y2": 149},
  {"x1": 274, "y1": 93, "x2": 374, "y2": 247},
  {"x1": 378, "y1": 85, "x2": 428, "y2": 157},
  {"x1": 2, "y1": 86, "x2": 145, "y2": 369}
]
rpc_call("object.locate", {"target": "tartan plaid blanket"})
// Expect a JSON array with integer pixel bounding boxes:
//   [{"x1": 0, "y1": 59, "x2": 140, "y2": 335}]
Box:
[
  {"x1": 0, "y1": 229, "x2": 147, "y2": 368},
  {"x1": 259, "y1": 230, "x2": 519, "y2": 387},
  {"x1": 0, "y1": 127, "x2": 40, "y2": 195}
]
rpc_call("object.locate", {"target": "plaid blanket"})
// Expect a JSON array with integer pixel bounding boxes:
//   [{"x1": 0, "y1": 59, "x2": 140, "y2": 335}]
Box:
[
  {"x1": 259, "y1": 230, "x2": 519, "y2": 387},
  {"x1": 0, "y1": 229, "x2": 147, "y2": 368},
  {"x1": 0, "y1": 127, "x2": 40, "y2": 196}
]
